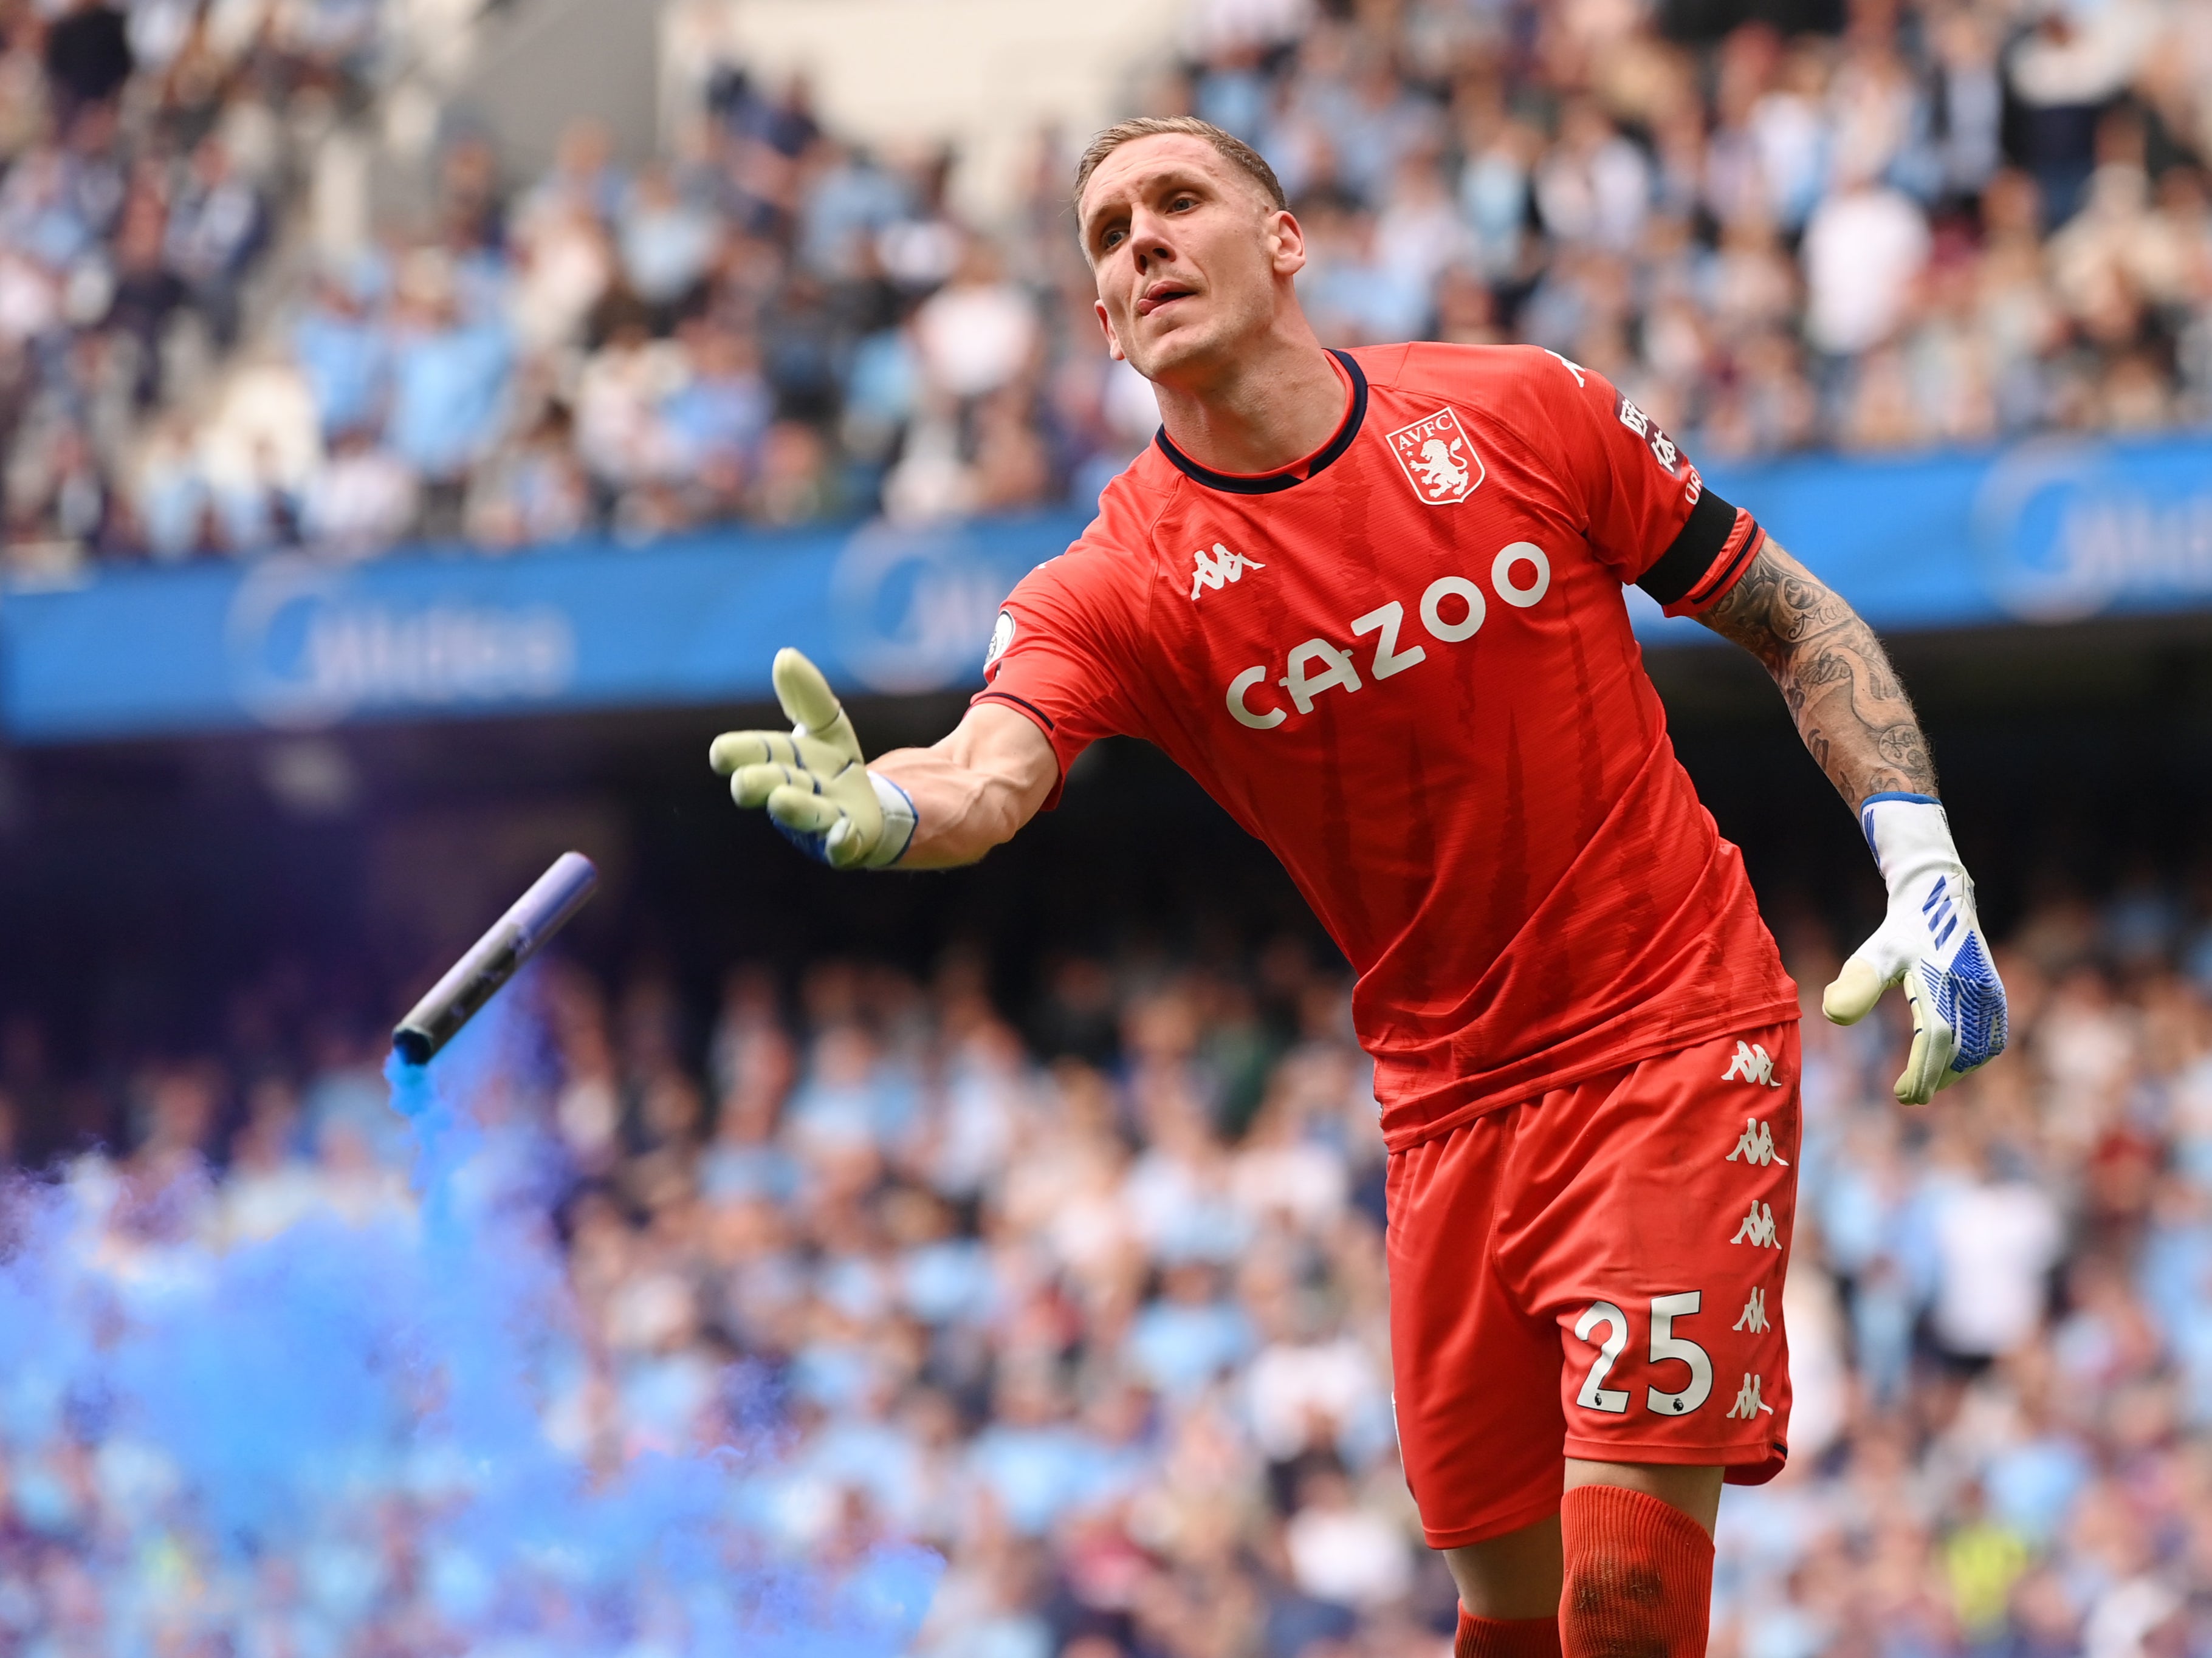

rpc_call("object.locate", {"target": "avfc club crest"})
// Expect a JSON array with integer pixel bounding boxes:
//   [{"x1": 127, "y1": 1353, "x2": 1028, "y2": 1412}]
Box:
[{"x1": 1386, "y1": 406, "x2": 1484, "y2": 505}]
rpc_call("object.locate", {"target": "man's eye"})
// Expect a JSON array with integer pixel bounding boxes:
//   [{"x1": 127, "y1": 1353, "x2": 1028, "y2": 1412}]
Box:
[
  {"x1": 1170, "y1": 196, "x2": 1196, "y2": 211},
  {"x1": 1102, "y1": 226, "x2": 1124, "y2": 249}
]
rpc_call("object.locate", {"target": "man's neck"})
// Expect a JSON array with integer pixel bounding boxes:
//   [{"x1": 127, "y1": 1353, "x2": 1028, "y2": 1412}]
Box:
[{"x1": 1151, "y1": 331, "x2": 1350, "y2": 476}]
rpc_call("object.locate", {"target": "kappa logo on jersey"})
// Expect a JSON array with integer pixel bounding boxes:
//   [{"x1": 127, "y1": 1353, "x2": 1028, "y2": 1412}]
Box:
[
  {"x1": 1722, "y1": 1040, "x2": 1783, "y2": 1088},
  {"x1": 1386, "y1": 407, "x2": 1484, "y2": 505},
  {"x1": 1189, "y1": 542, "x2": 1266, "y2": 601},
  {"x1": 1726, "y1": 1117, "x2": 1788, "y2": 1167},
  {"x1": 1544, "y1": 349, "x2": 1587, "y2": 387}
]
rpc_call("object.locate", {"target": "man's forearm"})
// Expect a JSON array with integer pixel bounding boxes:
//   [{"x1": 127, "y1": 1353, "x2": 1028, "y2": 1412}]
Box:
[
  {"x1": 1697, "y1": 543, "x2": 1935, "y2": 807},
  {"x1": 864, "y1": 702, "x2": 1060, "y2": 869},
  {"x1": 870, "y1": 745, "x2": 1036, "y2": 869}
]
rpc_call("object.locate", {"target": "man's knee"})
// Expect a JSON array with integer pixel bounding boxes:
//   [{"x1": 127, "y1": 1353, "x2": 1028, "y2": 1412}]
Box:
[
  {"x1": 1556, "y1": 1482, "x2": 1714, "y2": 1658},
  {"x1": 1561, "y1": 1545, "x2": 1672, "y2": 1658}
]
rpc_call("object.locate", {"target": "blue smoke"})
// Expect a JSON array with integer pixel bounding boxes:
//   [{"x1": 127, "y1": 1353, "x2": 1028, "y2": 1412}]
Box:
[{"x1": 0, "y1": 986, "x2": 939, "y2": 1653}]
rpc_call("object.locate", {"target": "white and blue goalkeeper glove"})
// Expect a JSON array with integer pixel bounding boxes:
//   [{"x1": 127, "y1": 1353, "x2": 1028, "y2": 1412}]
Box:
[
  {"x1": 1824, "y1": 793, "x2": 2007, "y2": 1105},
  {"x1": 708, "y1": 649, "x2": 916, "y2": 869}
]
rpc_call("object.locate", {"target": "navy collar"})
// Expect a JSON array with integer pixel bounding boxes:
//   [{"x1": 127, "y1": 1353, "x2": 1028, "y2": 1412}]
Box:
[{"x1": 1153, "y1": 349, "x2": 1369, "y2": 495}]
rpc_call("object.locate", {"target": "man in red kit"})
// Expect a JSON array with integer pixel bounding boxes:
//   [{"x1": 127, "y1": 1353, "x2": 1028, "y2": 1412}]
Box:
[{"x1": 709, "y1": 117, "x2": 2008, "y2": 1654}]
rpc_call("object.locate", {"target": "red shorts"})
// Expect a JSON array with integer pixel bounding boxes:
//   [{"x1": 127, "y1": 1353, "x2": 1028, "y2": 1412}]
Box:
[{"x1": 1385, "y1": 1023, "x2": 1800, "y2": 1549}]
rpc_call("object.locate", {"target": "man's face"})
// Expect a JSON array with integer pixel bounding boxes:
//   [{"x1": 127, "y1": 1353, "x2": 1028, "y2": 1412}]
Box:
[{"x1": 1079, "y1": 134, "x2": 1303, "y2": 385}]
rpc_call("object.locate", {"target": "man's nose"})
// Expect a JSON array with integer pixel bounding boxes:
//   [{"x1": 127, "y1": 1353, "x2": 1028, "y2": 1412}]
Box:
[{"x1": 1125, "y1": 212, "x2": 1175, "y2": 270}]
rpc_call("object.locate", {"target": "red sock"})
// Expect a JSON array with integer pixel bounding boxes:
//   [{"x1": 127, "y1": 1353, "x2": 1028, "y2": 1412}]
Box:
[
  {"x1": 1557, "y1": 1485, "x2": 1714, "y2": 1658},
  {"x1": 1455, "y1": 1606, "x2": 1562, "y2": 1658}
]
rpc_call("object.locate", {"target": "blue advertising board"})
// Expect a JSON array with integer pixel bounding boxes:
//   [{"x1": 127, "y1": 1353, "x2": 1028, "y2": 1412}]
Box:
[
  {"x1": 2, "y1": 433, "x2": 2210, "y2": 743},
  {"x1": 0, "y1": 515, "x2": 1061, "y2": 742}
]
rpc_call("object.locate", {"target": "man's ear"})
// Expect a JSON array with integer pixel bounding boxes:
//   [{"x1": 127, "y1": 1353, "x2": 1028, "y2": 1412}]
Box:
[
  {"x1": 1265, "y1": 208, "x2": 1308, "y2": 279},
  {"x1": 1094, "y1": 298, "x2": 1127, "y2": 363}
]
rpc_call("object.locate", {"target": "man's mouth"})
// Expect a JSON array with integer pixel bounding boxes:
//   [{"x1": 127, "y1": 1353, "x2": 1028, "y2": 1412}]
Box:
[{"x1": 1135, "y1": 281, "x2": 1195, "y2": 318}]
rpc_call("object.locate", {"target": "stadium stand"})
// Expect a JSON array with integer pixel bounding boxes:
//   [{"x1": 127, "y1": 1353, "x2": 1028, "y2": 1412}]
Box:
[
  {"x1": 0, "y1": 0, "x2": 2208, "y2": 565},
  {"x1": 0, "y1": 887, "x2": 2207, "y2": 1654},
  {"x1": 2, "y1": 0, "x2": 2212, "y2": 1651}
]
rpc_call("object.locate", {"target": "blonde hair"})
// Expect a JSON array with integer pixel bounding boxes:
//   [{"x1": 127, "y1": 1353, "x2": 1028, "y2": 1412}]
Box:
[{"x1": 1072, "y1": 115, "x2": 1288, "y2": 222}]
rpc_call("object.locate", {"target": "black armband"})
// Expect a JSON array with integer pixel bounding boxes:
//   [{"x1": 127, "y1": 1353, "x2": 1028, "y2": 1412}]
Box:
[{"x1": 1637, "y1": 487, "x2": 1742, "y2": 608}]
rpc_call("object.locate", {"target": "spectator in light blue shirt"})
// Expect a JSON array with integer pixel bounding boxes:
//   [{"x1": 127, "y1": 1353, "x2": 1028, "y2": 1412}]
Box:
[
  {"x1": 1330, "y1": 51, "x2": 1441, "y2": 204},
  {"x1": 1126, "y1": 1262, "x2": 1254, "y2": 1402},
  {"x1": 383, "y1": 255, "x2": 513, "y2": 485},
  {"x1": 842, "y1": 326, "x2": 920, "y2": 461},
  {"x1": 617, "y1": 165, "x2": 723, "y2": 311},
  {"x1": 661, "y1": 323, "x2": 772, "y2": 474},
  {"x1": 1984, "y1": 1421, "x2": 2093, "y2": 1547},
  {"x1": 132, "y1": 413, "x2": 208, "y2": 560},
  {"x1": 0, "y1": 146, "x2": 95, "y2": 272},
  {"x1": 517, "y1": 118, "x2": 628, "y2": 232},
  {"x1": 797, "y1": 142, "x2": 910, "y2": 279},
  {"x1": 1294, "y1": 193, "x2": 1431, "y2": 344},
  {"x1": 785, "y1": 1026, "x2": 918, "y2": 1156},
  {"x1": 965, "y1": 1373, "x2": 1113, "y2": 1538},
  {"x1": 1194, "y1": 42, "x2": 1271, "y2": 145},
  {"x1": 291, "y1": 271, "x2": 389, "y2": 440}
]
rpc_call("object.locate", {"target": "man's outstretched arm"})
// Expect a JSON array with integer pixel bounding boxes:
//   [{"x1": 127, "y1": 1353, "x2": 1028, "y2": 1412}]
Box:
[
  {"x1": 709, "y1": 649, "x2": 1056, "y2": 871},
  {"x1": 870, "y1": 705, "x2": 1058, "y2": 869},
  {"x1": 1693, "y1": 541, "x2": 2008, "y2": 1103}
]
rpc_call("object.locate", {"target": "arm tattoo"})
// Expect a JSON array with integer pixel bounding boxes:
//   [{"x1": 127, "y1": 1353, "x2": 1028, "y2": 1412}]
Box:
[{"x1": 1695, "y1": 541, "x2": 1937, "y2": 806}]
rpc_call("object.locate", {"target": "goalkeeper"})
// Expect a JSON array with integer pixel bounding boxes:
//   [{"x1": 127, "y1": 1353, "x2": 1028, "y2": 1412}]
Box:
[{"x1": 711, "y1": 115, "x2": 2005, "y2": 1658}]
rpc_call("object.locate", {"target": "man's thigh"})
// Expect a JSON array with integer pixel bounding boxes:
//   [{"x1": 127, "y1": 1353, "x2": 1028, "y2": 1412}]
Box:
[
  {"x1": 1386, "y1": 1103, "x2": 1570, "y2": 1552},
  {"x1": 1384, "y1": 1024, "x2": 1802, "y2": 1552},
  {"x1": 1501, "y1": 1023, "x2": 1801, "y2": 1485}
]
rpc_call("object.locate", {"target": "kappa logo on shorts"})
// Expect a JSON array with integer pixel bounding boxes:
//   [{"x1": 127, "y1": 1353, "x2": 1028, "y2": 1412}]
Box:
[
  {"x1": 1730, "y1": 1200, "x2": 1780, "y2": 1249},
  {"x1": 1726, "y1": 1117, "x2": 1788, "y2": 1167},
  {"x1": 1725, "y1": 1374, "x2": 1775, "y2": 1419},
  {"x1": 1733, "y1": 1288, "x2": 1769, "y2": 1333},
  {"x1": 1386, "y1": 407, "x2": 1483, "y2": 505},
  {"x1": 1722, "y1": 1040, "x2": 1783, "y2": 1088}
]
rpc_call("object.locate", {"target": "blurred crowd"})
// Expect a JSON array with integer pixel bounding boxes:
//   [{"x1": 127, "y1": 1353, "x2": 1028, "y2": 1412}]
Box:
[
  {"x1": 2, "y1": 877, "x2": 2212, "y2": 1653},
  {"x1": 2, "y1": 0, "x2": 2211, "y2": 567}
]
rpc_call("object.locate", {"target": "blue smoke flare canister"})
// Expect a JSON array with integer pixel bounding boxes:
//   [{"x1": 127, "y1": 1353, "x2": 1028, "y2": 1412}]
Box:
[{"x1": 391, "y1": 852, "x2": 597, "y2": 1066}]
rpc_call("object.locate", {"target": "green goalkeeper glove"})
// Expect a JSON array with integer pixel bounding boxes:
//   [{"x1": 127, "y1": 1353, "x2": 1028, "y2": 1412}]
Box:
[{"x1": 708, "y1": 649, "x2": 916, "y2": 869}]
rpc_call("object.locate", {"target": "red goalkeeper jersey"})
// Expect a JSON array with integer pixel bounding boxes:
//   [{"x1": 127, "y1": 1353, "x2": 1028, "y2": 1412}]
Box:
[{"x1": 977, "y1": 343, "x2": 1798, "y2": 1150}]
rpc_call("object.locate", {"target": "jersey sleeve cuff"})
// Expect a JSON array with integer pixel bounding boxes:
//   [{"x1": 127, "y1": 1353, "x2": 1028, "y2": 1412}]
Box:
[
  {"x1": 1664, "y1": 507, "x2": 1765, "y2": 619},
  {"x1": 969, "y1": 687, "x2": 1069, "y2": 811},
  {"x1": 1635, "y1": 487, "x2": 1764, "y2": 618}
]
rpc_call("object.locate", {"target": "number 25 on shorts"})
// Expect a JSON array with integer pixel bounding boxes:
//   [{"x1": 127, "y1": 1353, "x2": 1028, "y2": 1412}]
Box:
[{"x1": 1574, "y1": 1293, "x2": 1713, "y2": 1416}]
